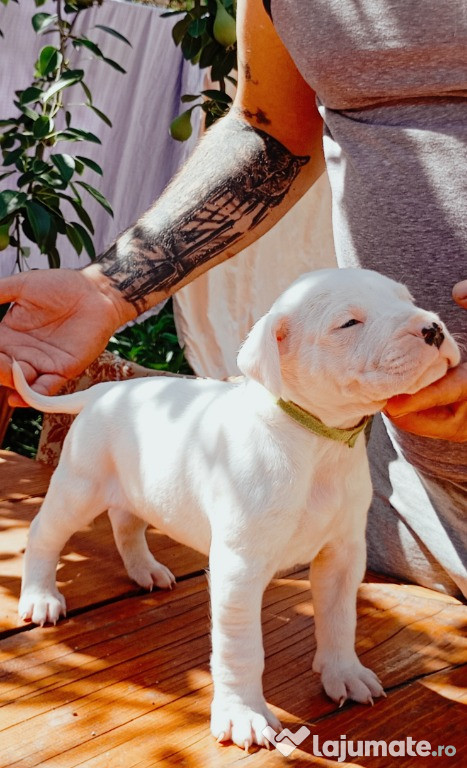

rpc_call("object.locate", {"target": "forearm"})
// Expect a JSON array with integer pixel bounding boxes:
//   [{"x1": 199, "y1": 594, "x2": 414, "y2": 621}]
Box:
[{"x1": 84, "y1": 112, "x2": 323, "y2": 320}]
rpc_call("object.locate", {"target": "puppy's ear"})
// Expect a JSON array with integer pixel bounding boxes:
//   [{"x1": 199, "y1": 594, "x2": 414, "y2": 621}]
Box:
[{"x1": 237, "y1": 313, "x2": 288, "y2": 395}]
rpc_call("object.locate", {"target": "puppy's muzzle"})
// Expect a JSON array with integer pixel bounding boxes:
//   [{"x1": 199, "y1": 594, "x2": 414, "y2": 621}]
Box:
[{"x1": 421, "y1": 322, "x2": 444, "y2": 349}]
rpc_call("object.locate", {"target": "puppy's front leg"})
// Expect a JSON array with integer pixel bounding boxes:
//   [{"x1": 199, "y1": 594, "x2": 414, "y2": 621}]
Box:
[
  {"x1": 209, "y1": 543, "x2": 280, "y2": 749},
  {"x1": 310, "y1": 537, "x2": 385, "y2": 706}
]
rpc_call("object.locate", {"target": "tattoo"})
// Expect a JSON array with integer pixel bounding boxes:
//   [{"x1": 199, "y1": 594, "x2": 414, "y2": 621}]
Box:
[
  {"x1": 241, "y1": 108, "x2": 271, "y2": 126},
  {"x1": 243, "y1": 62, "x2": 258, "y2": 85},
  {"x1": 96, "y1": 119, "x2": 309, "y2": 313}
]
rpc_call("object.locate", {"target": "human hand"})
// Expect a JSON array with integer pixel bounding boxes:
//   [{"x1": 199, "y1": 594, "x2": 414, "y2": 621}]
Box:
[
  {"x1": 452, "y1": 279, "x2": 467, "y2": 309},
  {"x1": 0, "y1": 267, "x2": 136, "y2": 406},
  {"x1": 385, "y1": 278, "x2": 466, "y2": 442},
  {"x1": 385, "y1": 363, "x2": 467, "y2": 442}
]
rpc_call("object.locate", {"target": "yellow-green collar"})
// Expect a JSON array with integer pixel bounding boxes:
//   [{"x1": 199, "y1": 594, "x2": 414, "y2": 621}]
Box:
[{"x1": 277, "y1": 398, "x2": 370, "y2": 448}]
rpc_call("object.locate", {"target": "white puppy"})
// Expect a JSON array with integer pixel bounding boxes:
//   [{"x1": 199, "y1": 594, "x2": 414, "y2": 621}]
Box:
[{"x1": 13, "y1": 268, "x2": 459, "y2": 750}]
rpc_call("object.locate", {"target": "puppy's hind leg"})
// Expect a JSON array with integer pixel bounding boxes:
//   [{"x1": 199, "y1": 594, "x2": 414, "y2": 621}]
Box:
[
  {"x1": 108, "y1": 508, "x2": 175, "y2": 591},
  {"x1": 19, "y1": 470, "x2": 104, "y2": 626}
]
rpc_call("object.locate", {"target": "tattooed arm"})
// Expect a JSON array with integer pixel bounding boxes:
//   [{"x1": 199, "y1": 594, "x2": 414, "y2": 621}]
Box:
[
  {"x1": 0, "y1": 0, "x2": 324, "y2": 400},
  {"x1": 94, "y1": 120, "x2": 314, "y2": 314}
]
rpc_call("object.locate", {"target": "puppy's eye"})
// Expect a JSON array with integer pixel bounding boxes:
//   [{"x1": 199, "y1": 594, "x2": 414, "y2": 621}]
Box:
[{"x1": 340, "y1": 319, "x2": 361, "y2": 329}]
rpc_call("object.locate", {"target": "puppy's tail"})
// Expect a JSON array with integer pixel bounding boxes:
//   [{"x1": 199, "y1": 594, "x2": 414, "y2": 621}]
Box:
[{"x1": 12, "y1": 360, "x2": 94, "y2": 415}]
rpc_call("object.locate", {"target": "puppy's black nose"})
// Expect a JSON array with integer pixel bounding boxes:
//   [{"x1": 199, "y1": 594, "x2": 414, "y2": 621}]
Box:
[{"x1": 422, "y1": 322, "x2": 444, "y2": 349}]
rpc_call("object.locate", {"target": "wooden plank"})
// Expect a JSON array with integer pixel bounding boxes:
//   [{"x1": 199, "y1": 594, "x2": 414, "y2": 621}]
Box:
[
  {"x1": 0, "y1": 573, "x2": 465, "y2": 767},
  {"x1": 0, "y1": 496, "x2": 207, "y2": 633},
  {"x1": 0, "y1": 450, "x2": 52, "y2": 501},
  {"x1": 299, "y1": 666, "x2": 466, "y2": 767}
]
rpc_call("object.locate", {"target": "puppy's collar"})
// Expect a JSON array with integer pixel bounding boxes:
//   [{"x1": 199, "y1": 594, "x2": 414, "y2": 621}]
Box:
[{"x1": 277, "y1": 398, "x2": 370, "y2": 448}]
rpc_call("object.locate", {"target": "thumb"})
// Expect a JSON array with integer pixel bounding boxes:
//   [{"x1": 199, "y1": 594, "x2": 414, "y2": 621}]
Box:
[{"x1": 452, "y1": 280, "x2": 467, "y2": 309}]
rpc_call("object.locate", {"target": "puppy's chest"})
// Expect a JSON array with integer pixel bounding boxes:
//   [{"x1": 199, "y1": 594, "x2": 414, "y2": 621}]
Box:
[{"x1": 276, "y1": 453, "x2": 371, "y2": 569}]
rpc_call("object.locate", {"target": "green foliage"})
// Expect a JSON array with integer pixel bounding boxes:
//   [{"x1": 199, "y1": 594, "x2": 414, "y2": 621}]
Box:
[
  {"x1": 3, "y1": 407, "x2": 43, "y2": 460},
  {"x1": 107, "y1": 299, "x2": 194, "y2": 375},
  {"x1": 0, "y1": 0, "x2": 131, "y2": 269},
  {"x1": 165, "y1": 0, "x2": 237, "y2": 139}
]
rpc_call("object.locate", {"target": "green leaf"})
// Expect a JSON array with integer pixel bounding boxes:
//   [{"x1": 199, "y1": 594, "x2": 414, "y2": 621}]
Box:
[
  {"x1": 68, "y1": 198, "x2": 94, "y2": 233},
  {"x1": 31, "y1": 197, "x2": 65, "y2": 236},
  {"x1": 15, "y1": 101, "x2": 39, "y2": 122},
  {"x1": 198, "y1": 39, "x2": 218, "y2": 70},
  {"x1": 50, "y1": 153, "x2": 75, "y2": 182},
  {"x1": 75, "y1": 155, "x2": 103, "y2": 175},
  {"x1": 59, "y1": 127, "x2": 101, "y2": 144},
  {"x1": 32, "y1": 159, "x2": 50, "y2": 174},
  {"x1": 36, "y1": 190, "x2": 60, "y2": 212},
  {"x1": 94, "y1": 24, "x2": 132, "y2": 47},
  {"x1": 181, "y1": 34, "x2": 202, "y2": 61},
  {"x1": 80, "y1": 80, "x2": 93, "y2": 105},
  {"x1": 47, "y1": 249, "x2": 60, "y2": 269},
  {"x1": 101, "y1": 57, "x2": 126, "y2": 74},
  {"x1": 0, "y1": 134, "x2": 16, "y2": 151},
  {"x1": 36, "y1": 46, "x2": 62, "y2": 77},
  {"x1": 0, "y1": 222, "x2": 11, "y2": 251},
  {"x1": 69, "y1": 182, "x2": 82, "y2": 205},
  {"x1": 0, "y1": 171, "x2": 15, "y2": 182},
  {"x1": 24, "y1": 199, "x2": 52, "y2": 247},
  {"x1": 202, "y1": 89, "x2": 232, "y2": 103},
  {"x1": 160, "y1": 10, "x2": 186, "y2": 18},
  {"x1": 2, "y1": 147, "x2": 23, "y2": 166},
  {"x1": 172, "y1": 16, "x2": 192, "y2": 47},
  {"x1": 72, "y1": 221, "x2": 95, "y2": 260},
  {"x1": 17, "y1": 171, "x2": 37, "y2": 188},
  {"x1": 88, "y1": 104, "x2": 112, "y2": 127},
  {"x1": 32, "y1": 12, "x2": 57, "y2": 33},
  {"x1": 72, "y1": 37, "x2": 105, "y2": 58},
  {"x1": 188, "y1": 18, "x2": 207, "y2": 38},
  {"x1": 75, "y1": 181, "x2": 113, "y2": 216},
  {"x1": 19, "y1": 86, "x2": 43, "y2": 105},
  {"x1": 41, "y1": 70, "x2": 84, "y2": 103},
  {"x1": 65, "y1": 223, "x2": 83, "y2": 256},
  {"x1": 33, "y1": 115, "x2": 53, "y2": 138}
]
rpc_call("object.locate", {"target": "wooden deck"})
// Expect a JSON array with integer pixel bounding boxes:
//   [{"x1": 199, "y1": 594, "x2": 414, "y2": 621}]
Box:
[{"x1": 0, "y1": 449, "x2": 465, "y2": 767}]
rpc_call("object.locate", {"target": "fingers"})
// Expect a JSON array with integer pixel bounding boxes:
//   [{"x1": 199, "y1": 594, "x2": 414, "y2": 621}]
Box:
[
  {"x1": 0, "y1": 353, "x2": 14, "y2": 389},
  {"x1": 386, "y1": 364, "x2": 467, "y2": 417},
  {"x1": 0, "y1": 350, "x2": 67, "y2": 405},
  {"x1": 0, "y1": 272, "x2": 26, "y2": 304},
  {"x1": 7, "y1": 372, "x2": 66, "y2": 406},
  {"x1": 390, "y1": 401, "x2": 467, "y2": 443},
  {"x1": 7, "y1": 390, "x2": 30, "y2": 408},
  {"x1": 452, "y1": 280, "x2": 467, "y2": 309}
]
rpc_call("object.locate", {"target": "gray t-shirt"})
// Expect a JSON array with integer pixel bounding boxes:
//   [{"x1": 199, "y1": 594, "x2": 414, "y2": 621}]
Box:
[{"x1": 268, "y1": 0, "x2": 467, "y2": 594}]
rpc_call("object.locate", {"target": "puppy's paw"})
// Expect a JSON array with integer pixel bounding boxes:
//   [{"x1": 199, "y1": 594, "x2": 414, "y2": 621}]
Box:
[
  {"x1": 18, "y1": 589, "x2": 66, "y2": 626},
  {"x1": 315, "y1": 657, "x2": 385, "y2": 706},
  {"x1": 127, "y1": 556, "x2": 176, "y2": 591},
  {"x1": 211, "y1": 698, "x2": 281, "y2": 750}
]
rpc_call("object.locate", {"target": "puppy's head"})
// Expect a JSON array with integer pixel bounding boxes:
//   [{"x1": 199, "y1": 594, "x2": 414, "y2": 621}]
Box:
[{"x1": 237, "y1": 268, "x2": 460, "y2": 424}]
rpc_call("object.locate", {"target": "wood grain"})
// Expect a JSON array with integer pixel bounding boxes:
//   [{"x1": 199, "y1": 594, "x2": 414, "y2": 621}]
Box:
[{"x1": 0, "y1": 450, "x2": 465, "y2": 767}]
